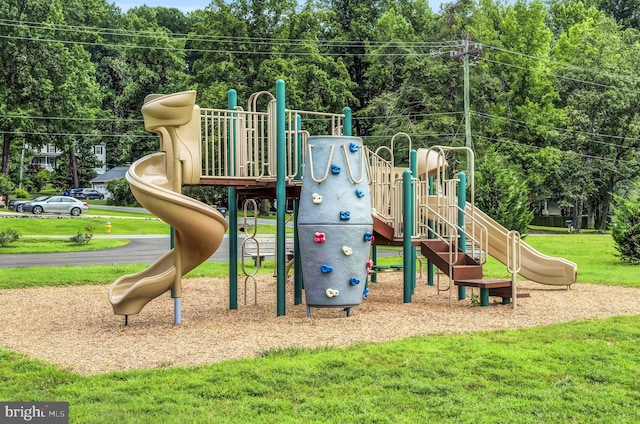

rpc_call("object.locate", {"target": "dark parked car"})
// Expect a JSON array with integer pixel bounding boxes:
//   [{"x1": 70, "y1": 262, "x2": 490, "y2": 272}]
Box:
[
  {"x1": 73, "y1": 188, "x2": 105, "y2": 200},
  {"x1": 9, "y1": 196, "x2": 51, "y2": 213},
  {"x1": 63, "y1": 188, "x2": 82, "y2": 197},
  {"x1": 23, "y1": 196, "x2": 88, "y2": 216}
]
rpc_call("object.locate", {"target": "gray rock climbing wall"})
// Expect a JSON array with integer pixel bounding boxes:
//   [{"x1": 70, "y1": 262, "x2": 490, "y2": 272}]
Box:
[{"x1": 297, "y1": 136, "x2": 373, "y2": 313}]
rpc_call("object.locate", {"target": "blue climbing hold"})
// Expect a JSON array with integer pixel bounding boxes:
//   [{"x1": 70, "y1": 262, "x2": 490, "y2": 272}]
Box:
[
  {"x1": 349, "y1": 277, "x2": 360, "y2": 286},
  {"x1": 339, "y1": 210, "x2": 351, "y2": 221},
  {"x1": 321, "y1": 264, "x2": 333, "y2": 273},
  {"x1": 349, "y1": 142, "x2": 359, "y2": 152},
  {"x1": 363, "y1": 287, "x2": 370, "y2": 297},
  {"x1": 331, "y1": 164, "x2": 340, "y2": 174},
  {"x1": 363, "y1": 232, "x2": 373, "y2": 241},
  {"x1": 355, "y1": 188, "x2": 365, "y2": 198}
]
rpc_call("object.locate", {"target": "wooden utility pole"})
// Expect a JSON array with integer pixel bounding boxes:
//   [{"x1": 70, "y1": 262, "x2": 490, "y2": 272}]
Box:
[{"x1": 450, "y1": 39, "x2": 482, "y2": 151}]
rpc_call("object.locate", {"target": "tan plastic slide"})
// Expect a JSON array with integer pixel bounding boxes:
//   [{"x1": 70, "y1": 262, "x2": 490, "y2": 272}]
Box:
[
  {"x1": 108, "y1": 91, "x2": 228, "y2": 316},
  {"x1": 466, "y1": 203, "x2": 577, "y2": 286}
]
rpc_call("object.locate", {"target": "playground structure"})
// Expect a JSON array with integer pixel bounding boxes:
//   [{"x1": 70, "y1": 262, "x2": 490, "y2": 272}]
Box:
[{"x1": 108, "y1": 81, "x2": 578, "y2": 323}]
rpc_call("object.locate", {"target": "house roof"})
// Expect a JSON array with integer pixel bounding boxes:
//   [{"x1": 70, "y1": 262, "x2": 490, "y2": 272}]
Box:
[{"x1": 90, "y1": 166, "x2": 129, "y2": 183}]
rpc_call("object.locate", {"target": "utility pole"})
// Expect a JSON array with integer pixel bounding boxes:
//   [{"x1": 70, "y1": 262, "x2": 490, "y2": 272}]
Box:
[{"x1": 450, "y1": 39, "x2": 482, "y2": 151}]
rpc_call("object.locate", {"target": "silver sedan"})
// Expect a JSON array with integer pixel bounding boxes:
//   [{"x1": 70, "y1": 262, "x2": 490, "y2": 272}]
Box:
[{"x1": 23, "y1": 196, "x2": 89, "y2": 216}]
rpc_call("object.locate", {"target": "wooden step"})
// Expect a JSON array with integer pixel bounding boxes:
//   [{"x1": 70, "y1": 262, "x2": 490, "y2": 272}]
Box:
[
  {"x1": 451, "y1": 265, "x2": 483, "y2": 281},
  {"x1": 454, "y1": 279, "x2": 514, "y2": 307}
]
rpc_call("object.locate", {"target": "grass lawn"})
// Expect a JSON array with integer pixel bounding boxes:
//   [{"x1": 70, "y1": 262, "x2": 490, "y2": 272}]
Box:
[{"x1": 0, "y1": 316, "x2": 639, "y2": 423}]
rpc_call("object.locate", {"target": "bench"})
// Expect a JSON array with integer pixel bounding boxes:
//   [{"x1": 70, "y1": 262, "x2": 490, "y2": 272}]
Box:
[
  {"x1": 243, "y1": 237, "x2": 295, "y2": 266},
  {"x1": 453, "y1": 279, "x2": 529, "y2": 306}
]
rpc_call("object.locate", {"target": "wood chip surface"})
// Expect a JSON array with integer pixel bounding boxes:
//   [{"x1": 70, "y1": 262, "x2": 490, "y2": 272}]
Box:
[{"x1": 1, "y1": 275, "x2": 639, "y2": 375}]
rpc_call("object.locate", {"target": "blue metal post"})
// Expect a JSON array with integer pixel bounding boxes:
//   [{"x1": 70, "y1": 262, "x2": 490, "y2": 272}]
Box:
[
  {"x1": 457, "y1": 171, "x2": 467, "y2": 300},
  {"x1": 403, "y1": 170, "x2": 413, "y2": 303},
  {"x1": 276, "y1": 80, "x2": 286, "y2": 316},
  {"x1": 228, "y1": 89, "x2": 238, "y2": 310}
]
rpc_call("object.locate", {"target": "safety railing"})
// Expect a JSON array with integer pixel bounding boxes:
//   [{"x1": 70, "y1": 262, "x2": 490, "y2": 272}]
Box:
[{"x1": 200, "y1": 101, "x2": 343, "y2": 181}]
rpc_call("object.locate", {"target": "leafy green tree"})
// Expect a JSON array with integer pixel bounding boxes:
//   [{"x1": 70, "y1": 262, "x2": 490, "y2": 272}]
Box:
[
  {"x1": 552, "y1": 13, "x2": 640, "y2": 232},
  {"x1": 106, "y1": 178, "x2": 139, "y2": 207},
  {"x1": 611, "y1": 182, "x2": 640, "y2": 264},
  {"x1": 474, "y1": 148, "x2": 533, "y2": 236}
]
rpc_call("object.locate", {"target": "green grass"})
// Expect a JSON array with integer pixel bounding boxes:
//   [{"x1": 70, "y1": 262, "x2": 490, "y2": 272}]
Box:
[
  {"x1": 0, "y1": 216, "x2": 170, "y2": 236},
  {"x1": 0, "y1": 237, "x2": 129, "y2": 254},
  {"x1": 1, "y1": 316, "x2": 639, "y2": 423}
]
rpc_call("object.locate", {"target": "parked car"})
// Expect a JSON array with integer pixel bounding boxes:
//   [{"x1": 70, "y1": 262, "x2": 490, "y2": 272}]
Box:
[
  {"x1": 9, "y1": 195, "x2": 51, "y2": 212},
  {"x1": 63, "y1": 188, "x2": 82, "y2": 197},
  {"x1": 23, "y1": 196, "x2": 89, "y2": 216},
  {"x1": 73, "y1": 188, "x2": 105, "y2": 200}
]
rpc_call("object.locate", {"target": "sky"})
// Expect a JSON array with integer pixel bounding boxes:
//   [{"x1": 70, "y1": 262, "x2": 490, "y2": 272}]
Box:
[{"x1": 114, "y1": 0, "x2": 447, "y2": 14}]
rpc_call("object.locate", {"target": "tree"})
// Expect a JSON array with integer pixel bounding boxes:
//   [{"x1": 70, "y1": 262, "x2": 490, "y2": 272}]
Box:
[
  {"x1": 552, "y1": 14, "x2": 640, "y2": 232},
  {"x1": 611, "y1": 182, "x2": 640, "y2": 264},
  {"x1": 475, "y1": 148, "x2": 533, "y2": 235}
]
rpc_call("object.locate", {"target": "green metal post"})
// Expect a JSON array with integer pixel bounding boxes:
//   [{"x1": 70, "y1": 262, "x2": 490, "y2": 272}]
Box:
[
  {"x1": 228, "y1": 89, "x2": 238, "y2": 310},
  {"x1": 457, "y1": 171, "x2": 467, "y2": 301},
  {"x1": 428, "y1": 176, "x2": 435, "y2": 286},
  {"x1": 342, "y1": 107, "x2": 352, "y2": 136},
  {"x1": 410, "y1": 150, "x2": 417, "y2": 295},
  {"x1": 276, "y1": 80, "x2": 286, "y2": 316},
  {"x1": 294, "y1": 114, "x2": 303, "y2": 305},
  {"x1": 403, "y1": 170, "x2": 413, "y2": 303}
]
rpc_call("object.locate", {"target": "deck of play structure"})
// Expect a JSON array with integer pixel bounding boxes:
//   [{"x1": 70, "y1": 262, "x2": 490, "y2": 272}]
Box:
[{"x1": 108, "y1": 81, "x2": 577, "y2": 324}]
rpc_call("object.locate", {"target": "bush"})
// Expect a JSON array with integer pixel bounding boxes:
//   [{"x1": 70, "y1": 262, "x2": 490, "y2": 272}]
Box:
[
  {"x1": 69, "y1": 226, "x2": 93, "y2": 245},
  {"x1": 612, "y1": 183, "x2": 640, "y2": 264},
  {"x1": 13, "y1": 188, "x2": 29, "y2": 199},
  {"x1": 0, "y1": 228, "x2": 21, "y2": 247},
  {"x1": 105, "y1": 178, "x2": 139, "y2": 207}
]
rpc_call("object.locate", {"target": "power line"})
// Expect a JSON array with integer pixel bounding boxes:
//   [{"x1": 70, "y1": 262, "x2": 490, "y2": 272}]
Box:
[{"x1": 474, "y1": 134, "x2": 640, "y2": 166}]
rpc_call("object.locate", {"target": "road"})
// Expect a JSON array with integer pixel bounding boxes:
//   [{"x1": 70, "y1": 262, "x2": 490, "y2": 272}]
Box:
[
  {"x1": 1, "y1": 208, "x2": 398, "y2": 268},
  {"x1": 0, "y1": 234, "x2": 244, "y2": 269}
]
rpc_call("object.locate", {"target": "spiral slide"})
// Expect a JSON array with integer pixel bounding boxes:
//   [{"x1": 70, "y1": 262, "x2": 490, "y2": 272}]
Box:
[
  {"x1": 467, "y1": 203, "x2": 577, "y2": 286},
  {"x1": 108, "y1": 91, "x2": 228, "y2": 316}
]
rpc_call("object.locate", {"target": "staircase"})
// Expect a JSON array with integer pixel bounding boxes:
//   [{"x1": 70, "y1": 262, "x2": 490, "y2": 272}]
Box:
[{"x1": 419, "y1": 239, "x2": 520, "y2": 306}]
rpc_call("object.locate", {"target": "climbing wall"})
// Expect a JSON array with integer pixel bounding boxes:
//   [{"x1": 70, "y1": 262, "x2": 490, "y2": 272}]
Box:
[{"x1": 297, "y1": 136, "x2": 373, "y2": 314}]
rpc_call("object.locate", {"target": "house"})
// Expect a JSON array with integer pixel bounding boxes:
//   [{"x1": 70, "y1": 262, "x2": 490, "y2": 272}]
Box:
[
  {"x1": 89, "y1": 166, "x2": 129, "y2": 194},
  {"x1": 30, "y1": 143, "x2": 107, "y2": 175}
]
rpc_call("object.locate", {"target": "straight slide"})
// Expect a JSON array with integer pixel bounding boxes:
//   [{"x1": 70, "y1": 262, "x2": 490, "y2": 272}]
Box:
[{"x1": 467, "y1": 203, "x2": 577, "y2": 286}]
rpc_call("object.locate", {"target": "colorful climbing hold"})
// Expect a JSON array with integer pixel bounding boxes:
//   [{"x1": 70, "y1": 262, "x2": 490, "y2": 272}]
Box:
[
  {"x1": 321, "y1": 264, "x2": 333, "y2": 273},
  {"x1": 349, "y1": 277, "x2": 360, "y2": 286},
  {"x1": 339, "y1": 210, "x2": 351, "y2": 221},
  {"x1": 349, "y1": 142, "x2": 359, "y2": 153},
  {"x1": 355, "y1": 188, "x2": 365, "y2": 198},
  {"x1": 314, "y1": 232, "x2": 326, "y2": 243},
  {"x1": 312, "y1": 193, "x2": 322, "y2": 204},
  {"x1": 342, "y1": 246, "x2": 353, "y2": 256},
  {"x1": 331, "y1": 164, "x2": 341, "y2": 174}
]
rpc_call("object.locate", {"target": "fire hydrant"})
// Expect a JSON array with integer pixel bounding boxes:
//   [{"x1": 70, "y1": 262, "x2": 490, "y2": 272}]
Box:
[{"x1": 105, "y1": 221, "x2": 112, "y2": 234}]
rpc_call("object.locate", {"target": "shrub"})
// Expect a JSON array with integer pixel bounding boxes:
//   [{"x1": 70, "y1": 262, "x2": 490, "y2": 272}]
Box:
[
  {"x1": 105, "y1": 178, "x2": 139, "y2": 207},
  {"x1": 612, "y1": 183, "x2": 640, "y2": 264},
  {"x1": 13, "y1": 188, "x2": 29, "y2": 199},
  {"x1": 0, "y1": 228, "x2": 21, "y2": 247},
  {"x1": 69, "y1": 226, "x2": 93, "y2": 245}
]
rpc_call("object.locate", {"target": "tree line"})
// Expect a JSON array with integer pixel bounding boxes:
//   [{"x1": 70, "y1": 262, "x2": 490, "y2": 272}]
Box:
[{"x1": 1, "y1": 0, "x2": 639, "y2": 233}]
